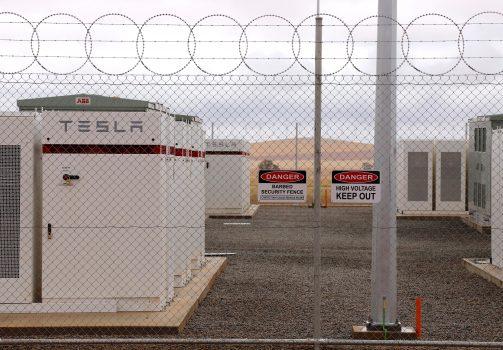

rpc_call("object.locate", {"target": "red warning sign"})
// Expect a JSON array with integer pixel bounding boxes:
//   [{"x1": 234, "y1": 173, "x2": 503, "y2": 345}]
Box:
[
  {"x1": 258, "y1": 170, "x2": 307, "y2": 203},
  {"x1": 331, "y1": 170, "x2": 381, "y2": 203}
]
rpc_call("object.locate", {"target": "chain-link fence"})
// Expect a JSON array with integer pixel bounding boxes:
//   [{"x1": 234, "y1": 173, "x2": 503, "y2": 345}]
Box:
[{"x1": 0, "y1": 11, "x2": 502, "y2": 350}]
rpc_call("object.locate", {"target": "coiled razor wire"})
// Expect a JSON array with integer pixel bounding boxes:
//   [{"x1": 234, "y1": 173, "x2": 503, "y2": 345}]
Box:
[{"x1": 0, "y1": 11, "x2": 502, "y2": 75}]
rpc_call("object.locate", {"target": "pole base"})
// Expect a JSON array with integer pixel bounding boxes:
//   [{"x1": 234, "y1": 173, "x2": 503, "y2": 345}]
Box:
[{"x1": 352, "y1": 325, "x2": 416, "y2": 340}]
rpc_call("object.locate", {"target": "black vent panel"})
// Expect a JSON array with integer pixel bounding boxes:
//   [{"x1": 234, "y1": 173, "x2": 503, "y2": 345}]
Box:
[{"x1": 0, "y1": 145, "x2": 21, "y2": 279}]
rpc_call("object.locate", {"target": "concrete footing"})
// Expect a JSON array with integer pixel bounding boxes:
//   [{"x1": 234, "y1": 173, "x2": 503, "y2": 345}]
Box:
[
  {"x1": 463, "y1": 258, "x2": 503, "y2": 288},
  {"x1": 461, "y1": 216, "x2": 491, "y2": 234},
  {"x1": 0, "y1": 257, "x2": 228, "y2": 334},
  {"x1": 397, "y1": 211, "x2": 468, "y2": 221},
  {"x1": 352, "y1": 325, "x2": 416, "y2": 340},
  {"x1": 207, "y1": 204, "x2": 259, "y2": 219}
]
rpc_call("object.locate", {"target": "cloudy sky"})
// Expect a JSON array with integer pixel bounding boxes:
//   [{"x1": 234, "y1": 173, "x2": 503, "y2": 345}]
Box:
[
  {"x1": 4, "y1": 0, "x2": 502, "y2": 22},
  {"x1": 0, "y1": 0, "x2": 502, "y2": 144}
]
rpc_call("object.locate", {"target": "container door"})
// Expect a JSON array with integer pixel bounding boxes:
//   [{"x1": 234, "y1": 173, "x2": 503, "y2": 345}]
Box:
[{"x1": 42, "y1": 154, "x2": 167, "y2": 300}]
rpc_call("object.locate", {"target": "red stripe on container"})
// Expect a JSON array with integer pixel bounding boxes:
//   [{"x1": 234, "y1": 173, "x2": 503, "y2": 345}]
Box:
[
  {"x1": 205, "y1": 151, "x2": 250, "y2": 156},
  {"x1": 170, "y1": 148, "x2": 205, "y2": 158},
  {"x1": 42, "y1": 144, "x2": 166, "y2": 154}
]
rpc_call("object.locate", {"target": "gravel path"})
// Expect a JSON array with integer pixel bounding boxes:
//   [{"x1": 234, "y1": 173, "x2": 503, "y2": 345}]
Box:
[{"x1": 2, "y1": 206, "x2": 502, "y2": 349}]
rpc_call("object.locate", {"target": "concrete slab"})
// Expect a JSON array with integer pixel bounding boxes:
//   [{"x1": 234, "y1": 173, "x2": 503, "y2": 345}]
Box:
[
  {"x1": 352, "y1": 325, "x2": 416, "y2": 340},
  {"x1": 208, "y1": 204, "x2": 259, "y2": 219},
  {"x1": 461, "y1": 216, "x2": 491, "y2": 234},
  {"x1": 463, "y1": 258, "x2": 503, "y2": 288},
  {"x1": 397, "y1": 211, "x2": 468, "y2": 221},
  {"x1": 0, "y1": 257, "x2": 228, "y2": 333}
]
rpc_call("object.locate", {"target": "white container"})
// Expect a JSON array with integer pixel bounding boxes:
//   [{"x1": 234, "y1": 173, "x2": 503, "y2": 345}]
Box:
[
  {"x1": 0, "y1": 113, "x2": 41, "y2": 304},
  {"x1": 397, "y1": 140, "x2": 433, "y2": 212},
  {"x1": 491, "y1": 129, "x2": 503, "y2": 268},
  {"x1": 205, "y1": 139, "x2": 251, "y2": 214},
  {"x1": 435, "y1": 140, "x2": 467, "y2": 212},
  {"x1": 170, "y1": 115, "x2": 205, "y2": 286},
  {"x1": 171, "y1": 119, "x2": 191, "y2": 286},
  {"x1": 41, "y1": 110, "x2": 171, "y2": 311}
]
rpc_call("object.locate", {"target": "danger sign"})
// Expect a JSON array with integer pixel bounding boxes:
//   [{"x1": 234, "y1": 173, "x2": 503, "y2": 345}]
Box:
[
  {"x1": 258, "y1": 170, "x2": 307, "y2": 203},
  {"x1": 331, "y1": 170, "x2": 381, "y2": 203}
]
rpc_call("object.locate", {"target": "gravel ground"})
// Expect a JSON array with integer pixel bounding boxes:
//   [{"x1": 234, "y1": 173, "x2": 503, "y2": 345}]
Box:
[{"x1": 2, "y1": 206, "x2": 502, "y2": 349}]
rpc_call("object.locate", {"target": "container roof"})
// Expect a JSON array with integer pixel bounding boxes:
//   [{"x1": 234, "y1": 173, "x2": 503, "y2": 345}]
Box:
[
  {"x1": 17, "y1": 94, "x2": 167, "y2": 112},
  {"x1": 470, "y1": 114, "x2": 503, "y2": 122},
  {"x1": 172, "y1": 114, "x2": 202, "y2": 124}
]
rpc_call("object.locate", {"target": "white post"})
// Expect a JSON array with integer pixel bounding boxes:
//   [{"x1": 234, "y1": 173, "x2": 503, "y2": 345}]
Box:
[
  {"x1": 313, "y1": 15, "x2": 323, "y2": 349},
  {"x1": 295, "y1": 122, "x2": 299, "y2": 170},
  {"x1": 371, "y1": 0, "x2": 398, "y2": 327}
]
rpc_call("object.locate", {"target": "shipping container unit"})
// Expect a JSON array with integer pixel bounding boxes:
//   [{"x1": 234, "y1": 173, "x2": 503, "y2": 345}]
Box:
[
  {"x1": 170, "y1": 115, "x2": 205, "y2": 287},
  {"x1": 397, "y1": 140, "x2": 434, "y2": 213},
  {"x1": 169, "y1": 119, "x2": 189, "y2": 286},
  {"x1": 17, "y1": 95, "x2": 174, "y2": 312},
  {"x1": 468, "y1": 115, "x2": 503, "y2": 227},
  {"x1": 205, "y1": 139, "x2": 251, "y2": 215},
  {"x1": 0, "y1": 113, "x2": 41, "y2": 305},
  {"x1": 490, "y1": 128, "x2": 503, "y2": 268},
  {"x1": 434, "y1": 140, "x2": 467, "y2": 212}
]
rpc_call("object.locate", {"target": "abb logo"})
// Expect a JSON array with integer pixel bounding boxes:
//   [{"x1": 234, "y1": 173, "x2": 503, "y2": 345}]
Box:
[{"x1": 75, "y1": 97, "x2": 91, "y2": 105}]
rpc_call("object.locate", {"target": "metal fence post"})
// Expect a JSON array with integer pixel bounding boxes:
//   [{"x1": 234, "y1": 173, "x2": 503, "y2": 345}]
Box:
[
  {"x1": 295, "y1": 122, "x2": 299, "y2": 170},
  {"x1": 371, "y1": 0, "x2": 398, "y2": 327},
  {"x1": 313, "y1": 14, "x2": 323, "y2": 350}
]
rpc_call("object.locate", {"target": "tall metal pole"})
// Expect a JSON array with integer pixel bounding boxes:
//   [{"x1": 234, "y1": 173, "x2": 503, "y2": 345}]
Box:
[
  {"x1": 371, "y1": 0, "x2": 398, "y2": 327},
  {"x1": 313, "y1": 14, "x2": 323, "y2": 350},
  {"x1": 295, "y1": 122, "x2": 299, "y2": 170}
]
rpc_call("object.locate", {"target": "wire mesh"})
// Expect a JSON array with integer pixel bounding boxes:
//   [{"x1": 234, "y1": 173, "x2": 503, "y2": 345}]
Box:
[{"x1": 0, "y1": 11, "x2": 501, "y2": 350}]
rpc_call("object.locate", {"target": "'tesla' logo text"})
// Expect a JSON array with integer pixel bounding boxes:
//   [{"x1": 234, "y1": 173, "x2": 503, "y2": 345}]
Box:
[{"x1": 59, "y1": 120, "x2": 143, "y2": 133}]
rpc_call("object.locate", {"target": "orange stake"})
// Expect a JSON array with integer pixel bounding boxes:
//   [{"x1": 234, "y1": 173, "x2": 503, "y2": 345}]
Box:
[
  {"x1": 324, "y1": 188, "x2": 329, "y2": 207},
  {"x1": 416, "y1": 297, "x2": 422, "y2": 339}
]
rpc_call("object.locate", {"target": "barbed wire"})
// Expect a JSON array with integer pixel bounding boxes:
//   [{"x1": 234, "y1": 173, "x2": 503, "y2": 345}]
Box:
[
  {"x1": 1, "y1": 72, "x2": 502, "y2": 86},
  {"x1": 0, "y1": 11, "x2": 502, "y2": 75}
]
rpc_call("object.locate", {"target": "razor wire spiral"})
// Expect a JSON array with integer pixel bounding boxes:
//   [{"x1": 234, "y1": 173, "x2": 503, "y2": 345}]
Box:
[{"x1": 0, "y1": 11, "x2": 502, "y2": 75}]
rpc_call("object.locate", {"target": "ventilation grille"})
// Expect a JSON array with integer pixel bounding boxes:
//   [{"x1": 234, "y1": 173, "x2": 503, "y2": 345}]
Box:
[
  {"x1": 408, "y1": 152, "x2": 429, "y2": 202},
  {"x1": 440, "y1": 152, "x2": 462, "y2": 202},
  {"x1": 0, "y1": 145, "x2": 21, "y2": 279}
]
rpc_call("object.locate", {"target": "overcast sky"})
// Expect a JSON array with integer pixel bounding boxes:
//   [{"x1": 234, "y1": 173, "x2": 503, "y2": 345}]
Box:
[
  {"x1": 4, "y1": 0, "x2": 502, "y2": 22},
  {"x1": 1, "y1": 0, "x2": 502, "y2": 144}
]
